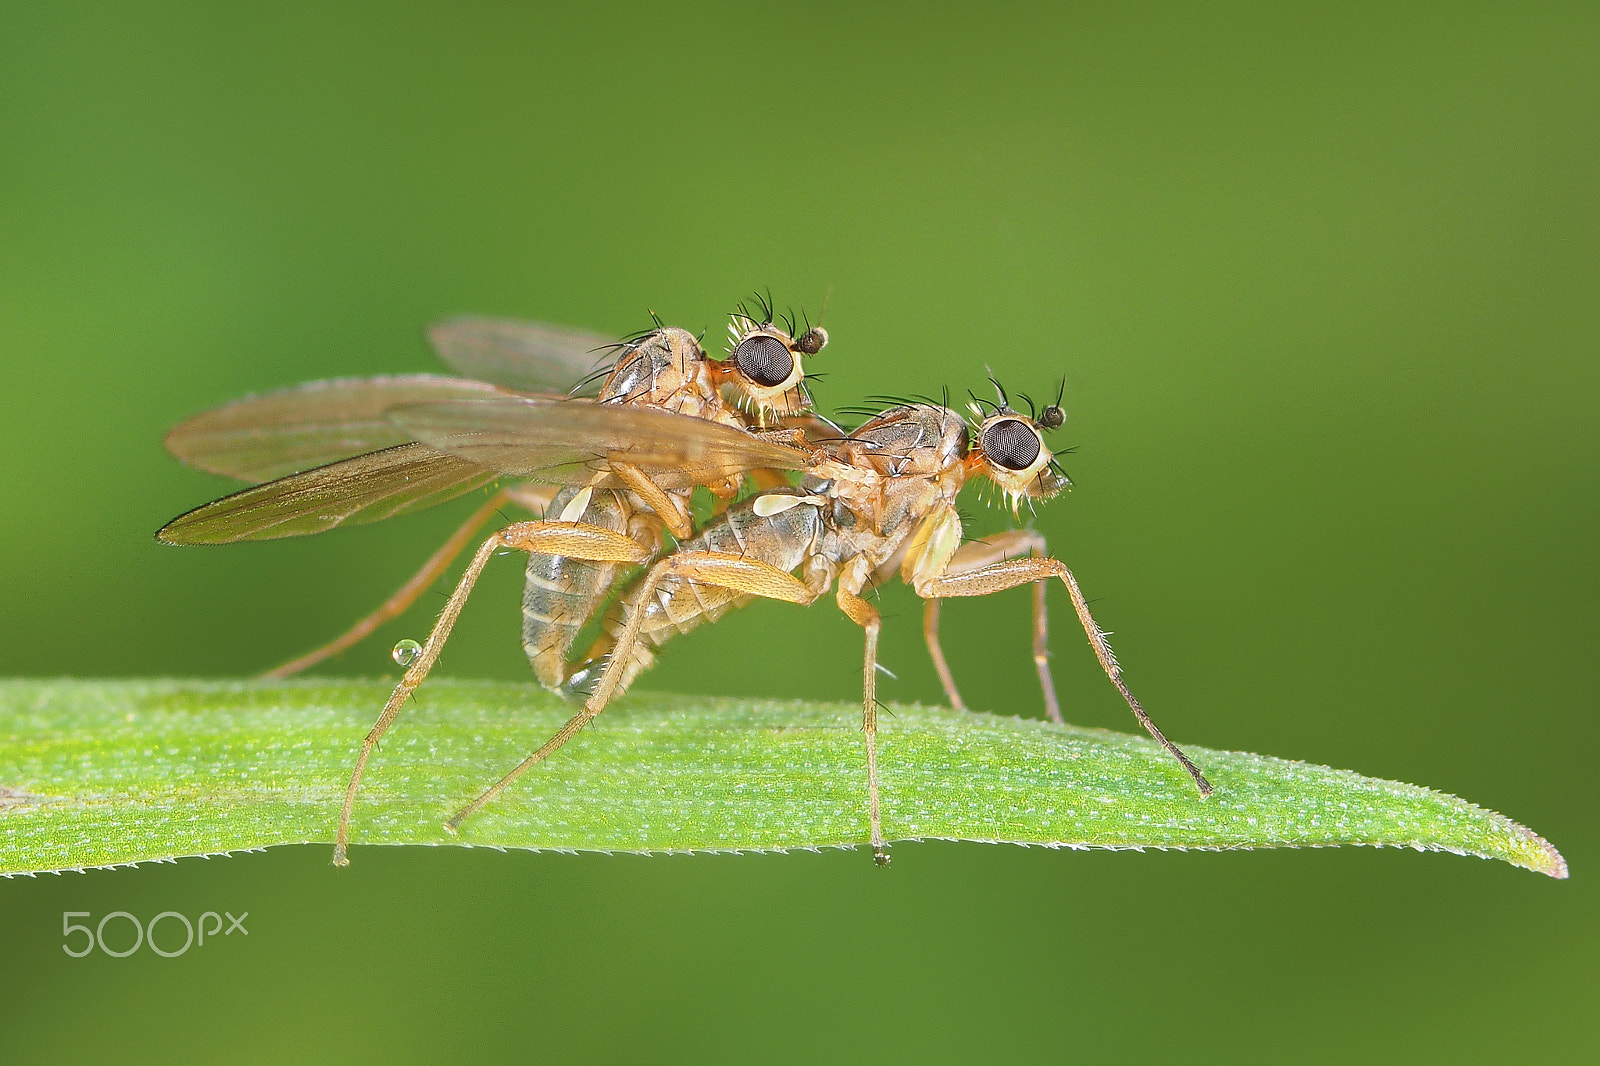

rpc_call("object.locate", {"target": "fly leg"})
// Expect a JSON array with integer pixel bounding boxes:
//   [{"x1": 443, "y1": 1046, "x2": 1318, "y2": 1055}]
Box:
[
  {"x1": 609, "y1": 461, "x2": 694, "y2": 539},
  {"x1": 333, "y1": 517, "x2": 653, "y2": 867},
  {"x1": 915, "y1": 556, "x2": 1213, "y2": 798},
  {"x1": 444, "y1": 550, "x2": 823, "y2": 833},
  {"x1": 836, "y1": 556, "x2": 891, "y2": 865},
  {"x1": 921, "y1": 599, "x2": 962, "y2": 709},
  {"x1": 919, "y1": 529, "x2": 1063, "y2": 724},
  {"x1": 265, "y1": 484, "x2": 557, "y2": 678}
]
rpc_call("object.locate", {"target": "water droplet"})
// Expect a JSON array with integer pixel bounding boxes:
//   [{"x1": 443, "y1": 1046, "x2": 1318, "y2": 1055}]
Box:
[{"x1": 391, "y1": 639, "x2": 422, "y2": 667}]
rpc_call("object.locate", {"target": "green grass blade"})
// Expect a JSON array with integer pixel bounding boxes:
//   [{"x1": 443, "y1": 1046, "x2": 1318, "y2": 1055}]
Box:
[{"x1": 0, "y1": 678, "x2": 1567, "y2": 878}]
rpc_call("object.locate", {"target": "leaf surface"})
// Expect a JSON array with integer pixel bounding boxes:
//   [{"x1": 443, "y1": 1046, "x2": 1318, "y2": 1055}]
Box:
[{"x1": 0, "y1": 679, "x2": 1567, "y2": 878}]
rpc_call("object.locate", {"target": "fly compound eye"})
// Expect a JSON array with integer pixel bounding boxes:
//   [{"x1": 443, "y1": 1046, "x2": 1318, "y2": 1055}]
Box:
[
  {"x1": 732, "y1": 334, "x2": 794, "y2": 388},
  {"x1": 982, "y1": 417, "x2": 1042, "y2": 471}
]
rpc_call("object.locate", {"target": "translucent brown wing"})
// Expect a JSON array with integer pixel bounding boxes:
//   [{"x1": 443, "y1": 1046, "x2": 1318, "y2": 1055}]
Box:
[
  {"x1": 164, "y1": 374, "x2": 511, "y2": 483},
  {"x1": 157, "y1": 443, "x2": 500, "y2": 544},
  {"x1": 427, "y1": 316, "x2": 617, "y2": 395},
  {"x1": 387, "y1": 396, "x2": 812, "y2": 489}
]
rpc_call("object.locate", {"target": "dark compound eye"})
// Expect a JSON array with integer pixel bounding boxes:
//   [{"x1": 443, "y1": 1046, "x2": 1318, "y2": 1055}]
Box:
[
  {"x1": 732, "y1": 334, "x2": 794, "y2": 388},
  {"x1": 982, "y1": 418, "x2": 1041, "y2": 471}
]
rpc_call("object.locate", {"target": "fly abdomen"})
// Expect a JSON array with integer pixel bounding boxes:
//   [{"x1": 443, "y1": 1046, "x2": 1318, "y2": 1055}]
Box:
[
  {"x1": 594, "y1": 497, "x2": 824, "y2": 696},
  {"x1": 521, "y1": 487, "x2": 632, "y2": 689}
]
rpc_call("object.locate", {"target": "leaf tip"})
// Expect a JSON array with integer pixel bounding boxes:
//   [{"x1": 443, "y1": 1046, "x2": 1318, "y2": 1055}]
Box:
[
  {"x1": 1525, "y1": 834, "x2": 1569, "y2": 880},
  {"x1": 1499, "y1": 820, "x2": 1568, "y2": 879}
]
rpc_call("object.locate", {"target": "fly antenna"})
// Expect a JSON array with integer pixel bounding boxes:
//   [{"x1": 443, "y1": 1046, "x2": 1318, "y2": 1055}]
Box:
[{"x1": 1038, "y1": 377, "x2": 1066, "y2": 431}]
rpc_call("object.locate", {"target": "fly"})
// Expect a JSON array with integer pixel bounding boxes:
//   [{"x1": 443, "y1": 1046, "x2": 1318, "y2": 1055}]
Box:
[
  {"x1": 160, "y1": 297, "x2": 828, "y2": 678},
  {"x1": 336, "y1": 392, "x2": 1213, "y2": 867}
]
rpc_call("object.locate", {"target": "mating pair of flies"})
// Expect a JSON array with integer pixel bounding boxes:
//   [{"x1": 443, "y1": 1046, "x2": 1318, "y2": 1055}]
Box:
[{"x1": 159, "y1": 298, "x2": 1213, "y2": 867}]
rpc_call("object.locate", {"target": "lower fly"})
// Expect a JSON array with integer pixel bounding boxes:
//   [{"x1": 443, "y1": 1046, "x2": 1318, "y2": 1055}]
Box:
[{"x1": 330, "y1": 395, "x2": 1211, "y2": 867}]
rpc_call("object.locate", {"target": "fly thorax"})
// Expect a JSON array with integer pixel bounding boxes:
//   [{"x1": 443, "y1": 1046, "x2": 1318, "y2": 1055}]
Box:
[
  {"x1": 649, "y1": 359, "x2": 723, "y2": 420},
  {"x1": 600, "y1": 353, "x2": 655, "y2": 404},
  {"x1": 600, "y1": 326, "x2": 710, "y2": 411},
  {"x1": 876, "y1": 475, "x2": 945, "y2": 540},
  {"x1": 840, "y1": 404, "x2": 971, "y2": 477}
]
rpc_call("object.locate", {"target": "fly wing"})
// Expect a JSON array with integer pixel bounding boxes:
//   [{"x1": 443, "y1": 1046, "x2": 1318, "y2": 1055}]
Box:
[
  {"x1": 388, "y1": 396, "x2": 812, "y2": 488},
  {"x1": 427, "y1": 316, "x2": 617, "y2": 395},
  {"x1": 157, "y1": 443, "x2": 500, "y2": 544},
  {"x1": 164, "y1": 374, "x2": 511, "y2": 482}
]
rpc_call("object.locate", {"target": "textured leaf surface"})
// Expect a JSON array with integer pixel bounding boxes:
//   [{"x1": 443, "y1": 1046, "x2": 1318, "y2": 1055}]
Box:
[{"x1": 0, "y1": 679, "x2": 1567, "y2": 877}]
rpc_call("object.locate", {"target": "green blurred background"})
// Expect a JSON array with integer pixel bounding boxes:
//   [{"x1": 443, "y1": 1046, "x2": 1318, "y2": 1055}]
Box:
[{"x1": 2, "y1": 1, "x2": 1595, "y2": 1061}]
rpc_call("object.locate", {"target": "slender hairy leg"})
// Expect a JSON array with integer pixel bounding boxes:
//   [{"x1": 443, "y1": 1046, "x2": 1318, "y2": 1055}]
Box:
[
  {"x1": 922, "y1": 599, "x2": 964, "y2": 711},
  {"x1": 917, "y1": 555, "x2": 1213, "y2": 797},
  {"x1": 444, "y1": 550, "x2": 821, "y2": 833},
  {"x1": 265, "y1": 485, "x2": 557, "y2": 678},
  {"x1": 835, "y1": 557, "x2": 889, "y2": 864},
  {"x1": 608, "y1": 460, "x2": 693, "y2": 539},
  {"x1": 920, "y1": 530, "x2": 1063, "y2": 723},
  {"x1": 1029, "y1": 548, "x2": 1058, "y2": 724},
  {"x1": 332, "y1": 518, "x2": 653, "y2": 866}
]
